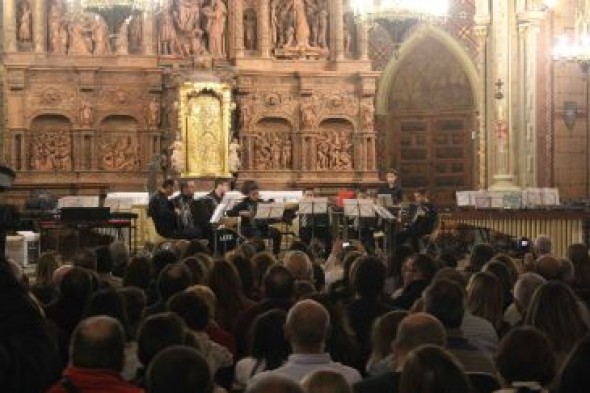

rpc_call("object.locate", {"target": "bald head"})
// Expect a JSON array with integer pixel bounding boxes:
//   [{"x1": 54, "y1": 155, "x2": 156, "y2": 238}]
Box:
[
  {"x1": 536, "y1": 255, "x2": 563, "y2": 281},
  {"x1": 283, "y1": 251, "x2": 313, "y2": 281},
  {"x1": 70, "y1": 316, "x2": 125, "y2": 372},
  {"x1": 246, "y1": 374, "x2": 304, "y2": 393},
  {"x1": 286, "y1": 299, "x2": 330, "y2": 352},
  {"x1": 395, "y1": 312, "x2": 446, "y2": 351}
]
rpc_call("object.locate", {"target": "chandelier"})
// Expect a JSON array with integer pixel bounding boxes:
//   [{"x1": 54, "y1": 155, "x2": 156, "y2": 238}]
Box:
[
  {"x1": 350, "y1": 0, "x2": 450, "y2": 21},
  {"x1": 553, "y1": 6, "x2": 590, "y2": 70}
]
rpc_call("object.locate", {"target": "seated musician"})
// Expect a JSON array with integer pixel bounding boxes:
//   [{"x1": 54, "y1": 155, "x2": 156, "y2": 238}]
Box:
[
  {"x1": 396, "y1": 188, "x2": 438, "y2": 251},
  {"x1": 193, "y1": 178, "x2": 230, "y2": 243},
  {"x1": 377, "y1": 169, "x2": 403, "y2": 204},
  {"x1": 298, "y1": 188, "x2": 332, "y2": 258},
  {"x1": 172, "y1": 180, "x2": 203, "y2": 239},
  {"x1": 148, "y1": 179, "x2": 201, "y2": 240},
  {"x1": 227, "y1": 180, "x2": 282, "y2": 256}
]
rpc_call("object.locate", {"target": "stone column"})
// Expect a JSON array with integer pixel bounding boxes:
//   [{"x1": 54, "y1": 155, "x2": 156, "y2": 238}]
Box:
[
  {"x1": 234, "y1": 0, "x2": 245, "y2": 58},
  {"x1": 474, "y1": 23, "x2": 489, "y2": 189},
  {"x1": 331, "y1": 0, "x2": 344, "y2": 60},
  {"x1": 4, "y1": 0, "x2": 18, "y2": 52},
  {"x1": 259, "y1": 0, "x2": 271, "y2": 58},
  {"x1": 34, "y1": 0, "x2": 44, "y2": 52},
  {"x1": 142, "y1": 10, "x2": 155, "y2": 55},
  {"x1": 358, "y1": 17, "x2": 369, "y2": 60}
]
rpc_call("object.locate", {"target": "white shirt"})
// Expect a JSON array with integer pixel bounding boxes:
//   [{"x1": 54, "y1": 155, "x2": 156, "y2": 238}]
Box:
[
  {"x1": 461, "y1": 311, "x2": 499, "y2": 354},
  {"x1": 251, "y1": 353, "x2": 361, "y2": 385},
  {"x1": 234, "y1": 358, "x2": 267, "y2": 387}
]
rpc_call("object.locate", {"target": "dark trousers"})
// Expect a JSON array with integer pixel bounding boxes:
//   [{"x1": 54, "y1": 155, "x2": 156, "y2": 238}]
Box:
[
  {"x1": 299, "y1": 226, "x2": 333, "y2": 257},
  {"x1": 242, "y1": 225, "x2": 282, "y2": 255}
]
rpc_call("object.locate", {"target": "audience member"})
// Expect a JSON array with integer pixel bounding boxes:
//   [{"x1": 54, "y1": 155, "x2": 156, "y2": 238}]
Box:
[
  {"x1": 208, "y1": 259, "x2": 255, "y2": 332},
  {"x1": 229, "y1": 253, "x2": 256, "y2": 299},
  {"x1": 557, "y1": 337, "x2": 590, "y2": 393},
  {"x1": 110, "y1": 241, "x2": 130, "y2": 278},
  {"x1": 525, "y1": 281, "x2": 589, "y2": 366},
  {"x1": 495, "y1": 327, "x2": 555, "y2": 393},
  {"x1": 283, "y1": 250, "x2": 314, "y2": 282},
  {"x1": 181, "y1": 256, "x2": 208, "y2": 285},
  {"x1": 235, "y1": 309, "x2": 290, "y2": 387},
  {"x1": 399, "y1": 345, "x2": 471, "y2": 393},
  {"x1": 47, "y1": 316, "x2": 142, "y2": 393},
  {"x1": 533, "y1": 235, "x2": 552, "y2": 256},
  {"x1": 252, "y1": 299, "x2": 361, "y2": 384},
  {"x1": 144, "y1": 263, "x2": 193, "y2": 317},
  {"x1": 246, "y1": 374, "x2": 304, "y2": 393},
  {"x1": 96, "y1": 245, "x2": 122, "y2": 288},
  {"x1": 423, "y1": 279, "x2": 496, "y2": 374},
  {"x1": 147, "y1": 346, "x2": 217, "y2": 393},
  {"x1": 32, "y1": 251, "x2": 61, "y2": 305},
  {"x1": 118, "y1": 287, "x2": 147, "y2": 340},
  {"x1": 391, "y1": 253, "x2": 438, "y2": 310},
  {"x1": 482, "y1": 261, "x2": 514, "y2": 310},
  {"x1": 504, "y1": 272, "x2": 546, "y2": 326},
  {"x1": 302, "y1": 370, "x2": 352, "y2": 393},
  {"x1": 466, "y1": 272, "x2": 507, "y2": 335},
  {"x1": 567, "y1": 243, "x2": 590, "y2": 300},
  {"x1": 366, "y1": 310, "x2": 408, "y2": 376},
  {"x1": 465, "y1": 243, "x2": 495, "y2": 275},
  {"x1": 535, "y1": 255, "x2": 564, "y2": 281},
  {"x1": 84, "y1": 287, "x2": 131, "y2": 338},
  {"x1": 72, "y1": 248, "x2": 98, "y2": 272},
  {"x1": 123, "y1": 256, "x2": 153, "y2": 292},
  {"x1": 354, "y1": 312, "x2": 446, "y2": 393}
]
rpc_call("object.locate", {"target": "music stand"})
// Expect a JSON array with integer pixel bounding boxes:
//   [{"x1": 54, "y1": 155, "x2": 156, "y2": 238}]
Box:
[
  {"x1": 374, "y1": 206, "x2": 397, "y2": 256},
  {"x1": 255, "y1": 203, "x2": 286, "y2": 221},
  {"x1": 299, "y1": 198, "x2": 329, "y2": 241},
  {"x1": 377, "y1": 194, "x2": 395, "y2": 208},
  {"x1": 343, "y1": 199, "x2": 376, "y2": 242}
]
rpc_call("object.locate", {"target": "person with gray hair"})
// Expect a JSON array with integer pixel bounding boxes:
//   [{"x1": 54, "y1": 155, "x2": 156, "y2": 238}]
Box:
[
  {"x1": 505, "y1": 272, "x2": 547, "y2": 326},
  {"x1": 246, "y1": 374, "x2": 304, "y2": 393},
  {"x1": 534, "y1": 235, "x2": 552, "y2": 257},
  {"x1": 251, "y1": 299, "x2": 361, "y2": 385},
  {"x1": 354, "y1": 313, "x2": 446, "y2": 393},
  {"x1": 283, "y1": 250, "x2": 314, "y2": 282}
]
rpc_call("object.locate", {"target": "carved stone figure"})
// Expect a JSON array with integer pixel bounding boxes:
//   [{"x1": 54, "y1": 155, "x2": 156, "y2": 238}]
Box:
[
  {"x1": 343, "y1": 12, "x2": 355, "y2": 56},
  {"x1": 169, "y1": 135, "x2": 186, "y2": 174},
  {"x1": 204, "y1": 0, "x2": 227, "y2": 57},
  {"x1": 255, "y1": 133, "x2": 272, "y2": 170},
  {"x1": 116, "y1": 20, "x2": 130, "y2": 55},
  {"x1": 289, "y1": 0, "x2": 310, "y2": 48},
  {"x1": 92, "y1": 15, "x2": 110, "y2": 55},
  {"x1": 329, "y1": 131, "x2": 341, "y2": 169},
  {"x1": 80, "y1": 100, "x2": 93, "y2": 127},
  {"x1": 244, "y1": 9, "x2": 257, "y2": 50},
  {"x1": 316, "y1": 135, "x2": 330, "y2": 170},
  {"x1": 228, "y1": 137, "x2": 241, "y2": 173},
  {"x1": 18, "y1": 0, "x2": 32, "y2": 44},
  {"x1": 361, "y1": 101, "x2": 375, "y2": 131},
  {"x1": 69, "y1": 18, "x2": 92, "y2": 55},
  {"x1": 48, "y1": 0, "x2": 67, "y2": 54},
  {"x1": 240, "y1": 101, "x2": 255, "y2": 129},
  {"x1": 271, "y1": 136, "x2": 282, "y2": 169},
  {"x1": 147, "y1": 98, "x2": 161, "y2": 127},
  {"x1": 129, "y1": 13, "x2": 143, "y2": 52},
  {"x1": 281, "y1": 136, "x2": 292, "y2": 169},
  {"x1": 30, "y1": 131, "x2": 72, "y2": 171},
  {"x1": 160, "y1": 6, "x2": 179, "y2": 55},
  {"x1": 100, "y1": 136, "x2": 139, "y2": 170},
  {"x1": 338, "y1": 134, "x2": 353, "y2": 170},
  {"x1": 316, "y1": 2, "x2": 328, "y2": 48},
  {"x1": 300, "y1": 97, "x2": 317, "y2": 129}
]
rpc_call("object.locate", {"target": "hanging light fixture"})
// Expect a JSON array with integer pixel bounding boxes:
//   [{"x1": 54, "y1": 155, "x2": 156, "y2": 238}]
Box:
[{"x1": 553, "y1": 3, "x2": 590, "y2": 71}]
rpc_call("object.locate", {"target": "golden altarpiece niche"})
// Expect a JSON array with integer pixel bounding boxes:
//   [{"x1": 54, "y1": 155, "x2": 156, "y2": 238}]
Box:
[{"x1": 175, "y1": 82, "x2": 234, "y2": 178}]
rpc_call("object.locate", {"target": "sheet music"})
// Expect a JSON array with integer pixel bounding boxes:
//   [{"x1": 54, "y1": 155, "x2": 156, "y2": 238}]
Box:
[
  {"x1": 343, "y1": 199, "x2": 376, "y2": 218},
  {"x1": 374, "y1": 205, "x2": 395, "y2": 220},
  {"x1": 210, "y1": 203, "x2": 227, "y2": 224},
  {"x1": 377, "y1": 194, "x2": 394, "y2": 208},
  {"x1": 255, "y1": 203, "x2": 285, "y2": 220},
  {"x1": 299, "y1": 198, "x2": 329, "y2": 215},
  {"x1": 58, "y1": 196, "x2": 100, "y2": 208}
]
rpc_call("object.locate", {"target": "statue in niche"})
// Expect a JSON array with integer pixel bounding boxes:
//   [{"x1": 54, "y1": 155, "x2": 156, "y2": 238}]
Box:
[
  {"x1": 271, "y1": 135, "x2": 282, "y2": 169},
  {"x1": 203, "y1": 0, "x2": 227, "y2": 58},
  {"x1": 300, "y1": 97, "x2": 317, "y2": 129},
  {"x1": 80, "y1": 100, "x2": 93, "y2": 127},
  {"x1": 116, "y1": 19, "x2": 130, "y2": 55},
  {"x1": 31, "y1": 131, "x2": 72, "y2": 171},
  {"x1": 173, "y1": 0, "x2": 204, "y2": 56},
  {"x1": 281, "y1": 136, "x2": 292, "y2": 169},
  {"x1": 17, "y1": 0, "x2": 32, "y2": 45},
  {"x1": 316, "y1": 134, "x2": 330, "y2": 170},
  {"x1": 228, "y1": 137, "x2": 241, "y2": 173},
  {"x1": 240, "y1": 101, "x2": 255, "y2": 129},
  {"x1": 343, "y1": 12, "x2": 355, "y2": 56},
  {"x1": 92, "y1": 15, "x2": 110, "y2": 55},
  {"x1": 160, "y1": 6, "x2": 180, "y2": 55},
  {"x1": 338, "y1": 134, "x2": 353, "y2": 170},
  {"x1": 361, "y1": 101, "x2": 375, "y2": 131},
  {"x1": 100, "y1": 136, "x2": 139, "y2": 170},
  {"x1": 169, "y1": 134, "x2": 186, "y2": 174},
  {"x1": 244, "y1": 10, "x2": 257, "y2": 50},
  {"x1": 288, "y1": 0, "x2": 310, "y2": 49},
  {"x1": 329, "y1": 131, "x2": 341, "y2": 169},
  {"x1": 147, "y1": 97, "x2": 161, "y2": 127},
  {"x1": 316, "y1": 1, "x2": 329, "y2": 48},
  {"x1": 270, "y1": 0, "x2": 280, "y2": 46},
  {"x1": 48, "y1": 0, "x2": 68, "y2": 54},
  {"x1": 69, "y1": 18, "x2": 92, "y2": 55},
  {"x1": 129, "y1": 13, "x2": 142, "y2": 52},
  {"x1": 167, "y1": 100, "x2": 179, "y2": 132}
]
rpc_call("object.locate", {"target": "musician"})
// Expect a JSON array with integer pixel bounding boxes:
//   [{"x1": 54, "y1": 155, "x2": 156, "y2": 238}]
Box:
[
  {"x1": 148, "y1": 179, "x2": 201, "y2": 240},
  {"x1": 298, "y1": 188, "x2": 332, "y2": 257},
  {"x1": 173, "y1": 180, "x2": 199, "y2": 233},
  {"x1": 227, "y1": 181, "x2": 282, "y2": 256},
  {"x1": 194, "y1": 178, "x2": 230, "y2": 242},
  {"x1": 377, "y1": 169, "x2": 403, "y2": 204},
  {"x1": 396, "y1": 188, "x2": 438, "y2": 251}
]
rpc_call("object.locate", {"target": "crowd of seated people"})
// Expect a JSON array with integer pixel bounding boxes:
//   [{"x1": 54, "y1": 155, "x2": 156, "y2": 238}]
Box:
[{"x1": 3, "y1": 230, "x2": 590, "y2": 393}]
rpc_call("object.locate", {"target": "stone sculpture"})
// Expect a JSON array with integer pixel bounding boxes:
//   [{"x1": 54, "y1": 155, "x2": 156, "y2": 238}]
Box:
[
  {"x1": 244, "y1": 9, "x2": 257, "y2": 50},
  {"x1": 30, "y1": 131, "x2": 72, "y2": 171},
  {"x1": 300, "y1": 97, "x2": 317, "y2": 129},
  {"x1": 160, "y1": 6, "x2": 179, "y2": 55},
  {"x1": 361, "y1": 101, "x2": 375, "y2": 131},
  {"x1": 92, "y1": 15, "x2": 110, "y2": 55},
  {"x1": 116, "y1": 19, "x2": 130, "y2": 55},
  {"x1": 100, "y1": 136, "x2": 139, "y2": 170},
  {"x1": 204, "y1": 0, "x2": 227, "y2": 57},
  {"x1": 281, "y1": 136, "x2": 293, "y2": 169},
  {"x1": 169, "y1": 135, "x2": 186, "y2": 174},
  {"x1": 48, "y1": 0, "x2": 67, "y2": 54},
  {"x1": 18, "y1": 0, "x2": 32, "y2": 45},
  {"x1": 80, "y1": 100, "x2": 93, "y2": 127},
  {"x1": 228, "y1": 137, "x2": 241, "y2": 173},
  {"x1": 147, "y1": 98, "x2": 161, "y2": 127},
  {"x1": 69, "y1": 18, "x2": 92, "y2": 55}
]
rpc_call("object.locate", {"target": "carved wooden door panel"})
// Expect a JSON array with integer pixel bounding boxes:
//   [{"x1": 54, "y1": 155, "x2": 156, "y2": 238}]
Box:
[{"x1": 394, "y1": 113, "x2": 473, "y2": 201}]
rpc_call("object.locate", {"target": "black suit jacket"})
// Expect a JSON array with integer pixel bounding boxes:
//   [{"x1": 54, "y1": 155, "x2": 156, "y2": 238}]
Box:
[
  {"x1": 354, "y1": 371, "x2": 400, "y2": 393},
  {"x1": 148, "y1": 191, "x2": 178, "y2": 237}
]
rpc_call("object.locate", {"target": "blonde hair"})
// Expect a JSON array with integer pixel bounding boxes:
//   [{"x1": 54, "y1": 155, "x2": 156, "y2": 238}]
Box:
[
  {"x1": 466, "y1": 272, "x2": 504, "y2": 330},
  {"x1": 35, "y1": 252, "x2": 61, "y2": 285},
  {"x1": 301, "y1": 370, "x2": 352, "y2": 393},
  {"x1": 186, "y1": 285, "x2": 217, "y2": 319}
]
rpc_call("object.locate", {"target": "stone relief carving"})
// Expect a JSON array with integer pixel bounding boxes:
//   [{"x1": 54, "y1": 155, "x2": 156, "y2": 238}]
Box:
[
  {"x1": 316, "y1": 131, "x2": 352, "y2": 171},
  {"x1": 116, "y1": 20, "x2": 130, "y2": 55},
  {"x1": 228, "y1": 137, "x2": 241, "y2": 173},
  {"x1": 244, "y1": 8, "x2": 257, "y2": 50},
  {"x1": 128, "y1": 13, "x2": 143, "y2": 53},
  {"x1": 343, "y1": 12, "x2": 355, "y2": 57},
  {"x1": 300, "y1": 96, "x2": 318, "y2": 128},
  {"x1": 272, "y1": 0, "x2": 330, "y2": 59},
  {"x1": 80, "y1": 100, "x2": 93, "y2": 127},
  {"x1": 361, "y1": 100, "x2": 375, "y2": 132},
  {"x1": 99, "y1": 135, "x2": 140, "y2": 170},
  {"x1": 203, "y1": 0, "x2": 227, "y2": 57},
  {"x1": 17, "y1": 0, "x2": 32, "y2": 45},
  {"x1": 147, "y1": 97, "x2": 161, "y2": 127},
  {"x1": 240, "y1": 91, "x2": 299, "y2": 128},
  {"x1": 169, "y1": 135, "x2": 186, "y2": 174},
  {"x1": 30, "y1": 130, "x2": 72, "y2": 171},
  {"x1": 92, "y1": 15, "x2": 110, "y2": 55},
  {"x1": 254, "y1": 132, "x2": 293, "y2": 170},
  {"x1": 48, "y1": 0, "x2": 68, "y2": 54}
]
